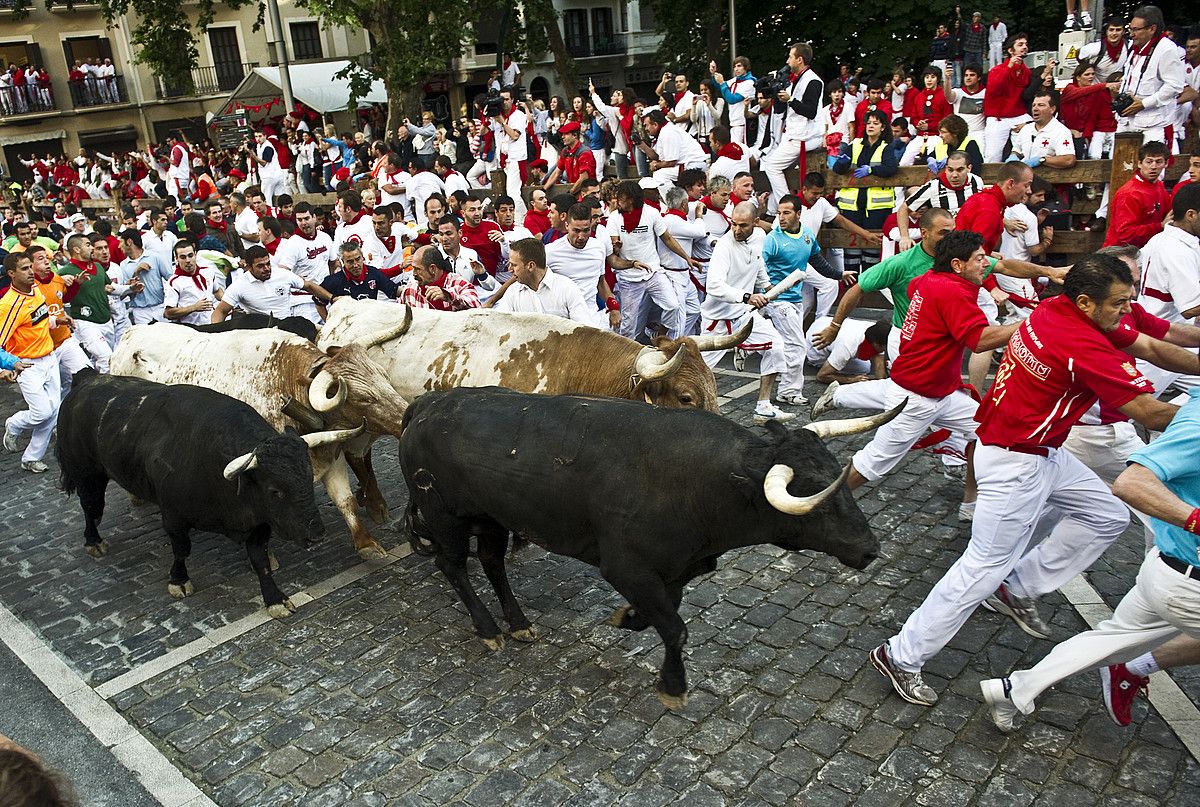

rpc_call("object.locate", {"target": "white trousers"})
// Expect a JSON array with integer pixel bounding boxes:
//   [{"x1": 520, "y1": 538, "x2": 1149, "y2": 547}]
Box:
[
  {"x1": 760, "y1": 133, "x2": 824, "y2": 214},
  {"x1": 55, "y1": 337, "x2": 93, "y2": 398},
  {"x1": 1058, "y1": 421, "x2": 1155, "y2": 551},
  {"x1": 664, "y1": 270, "x2": 702, "y2": 336},
  {"x1": 800, "y1": 272, "x2": 840, "y2": 323},
  {"x1": 1006, "y1": 549, "x2": 1200, "y2": 715},
  {"x1": 503, "y1": 160, "x2": 527, "y2": 220},
  {"x1": 700, "y1": 311, "x2": 785, "y2": 376},
  {"x1": 130, "y1": 305, "x2": 165, "y2": 325},
  {"x1": 730, "y1": 124, "x2": 747, "y2": 146},
  {"x1": 74, "y1": 319, "x2": 116, "y2": 374},
  {"x1": 467, "y1": 159, "x2": 494, "y2": 189},
  {"x1": 889, "y1": 444, "x2": 1129, "y2": 671},
  {"x1": 617, "y1": 272, "x2": 683, "y2": 341},
  {"x1": 833, "y1": 377, "x2": 891, "y2": 409},
  {"x1": 766, "y1": 300, "x2": 807, "y2": 398},
  {"x1": 984, "y1": 115, "x2": 1031, "y2": 163},
  {"x1": 260, "y1": 173, "x2": 287, "y2": 206},
  {"x1": 988, "y1": 43, "x2": 1004, "y2": 69},
  {"x1": 7, "y1": 352, "x2": 61, "y2": 463},
  {"x1": 852, "y1": 381, "x2": 978, "y2": 482}
]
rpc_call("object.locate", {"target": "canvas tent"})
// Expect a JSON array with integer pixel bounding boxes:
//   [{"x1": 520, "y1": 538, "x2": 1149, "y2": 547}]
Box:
[{"x1": 220, "y1": 60, "x2": 387, "y2": 118}]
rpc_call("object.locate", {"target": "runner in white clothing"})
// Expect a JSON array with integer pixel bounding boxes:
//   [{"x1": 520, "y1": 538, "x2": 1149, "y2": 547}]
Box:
[
  {"x1": 212, "y1": 246, "x2": 332, "y2": 322},
  {"x1": 276, "y1": 202, "x2": 336, "y2": 322},
  {"x1": 545, "y1": 204, "x2": 620, "y2": 330},
  {"x1": 488, "y1": 239, "x2": 593, "y2": 323}
]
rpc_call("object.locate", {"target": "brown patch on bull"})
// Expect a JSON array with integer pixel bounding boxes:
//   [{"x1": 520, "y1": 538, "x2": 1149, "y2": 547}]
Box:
[
  {"x1": 608, "y1": 603, "x2": 637, "y2": 627},
  {"x1": 490, "y1": 329, "x2": 719, "y2": 412}
]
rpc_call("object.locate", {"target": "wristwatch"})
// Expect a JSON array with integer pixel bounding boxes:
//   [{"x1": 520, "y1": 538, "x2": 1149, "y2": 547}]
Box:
[{"x1": 742, "y1": 293, "x2": 752, "y2": 303}]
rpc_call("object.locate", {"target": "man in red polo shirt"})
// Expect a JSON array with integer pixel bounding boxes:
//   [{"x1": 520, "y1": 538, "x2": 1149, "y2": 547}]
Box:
[
  {"x1": 848, "y1": 231, "x2": 1019, "y2": 504},
  {"x1": 458, "y1": 197, "x2": 503, "y2": 277},
  {"x1": 872, "y1": 253, "x2": 1195, "y2": 707},
  {"x1": 982, "y1": 32, "x2": 1032, "y2": 162},
  {"x1": 956, "y1": 161, "x2": 1034, "y2": 254},
  {"x1": 543, "y1": 121, "x2": 596, "y2": 197},
  {"x1": 1103, "y1": 140, "x2": 1172, "y2": 248}
]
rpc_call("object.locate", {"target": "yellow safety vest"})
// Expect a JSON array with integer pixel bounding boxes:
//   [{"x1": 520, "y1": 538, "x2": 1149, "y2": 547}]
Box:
[
  {"x1": 837, "y1": 139, "x2": 896, "y2": 213},
  {"x1": 934, "y1": 134, "x2": 980, "y2": 162}
]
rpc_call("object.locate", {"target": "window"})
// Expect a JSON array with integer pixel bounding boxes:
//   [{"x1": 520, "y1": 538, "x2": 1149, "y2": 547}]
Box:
[
  {"x1": 563, "y1": 9, "x2": 589, "y2": 57},
  {"x1": 62, "y1": 36, "x2": 112, "y2": 68},
  {"x1": 290, "y1": 22, "x2": 323, "y2": 61},
  {"x1": 207, "y1": 27, "x2": 244, "y2": 91},
  {"x1": 474, "y1": 10, "x2": 503, "y2": 55}
]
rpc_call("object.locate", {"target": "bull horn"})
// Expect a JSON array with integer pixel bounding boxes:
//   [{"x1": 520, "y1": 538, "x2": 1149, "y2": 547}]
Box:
[
  {"x1": 302, "y1": 421, "x2": 367, "y2": 449},
  {"x1": 689, "y1": 317, "x2": 754, "y2": 352},
  {"x1": 763, "y1": 463, "x2": 851, "y2": 516},
  {"x1": 364, "y1": 305, "x2": 413, "y2": 348},
  {"x1": 222, "y1": 451, "x2": 259, "y2": 480},
  {"x1": 309, "y1": 369, "x2": 348, "y2": 413},
  {"x1": 803, "y1": 398, "x2": 908, "y2": 440},
  {"x1": 633, "y1": 345, "x2": 687, "y2": 382},
  {"x1": 280, "y1": 395, "x2": 324, "y2": 431}
]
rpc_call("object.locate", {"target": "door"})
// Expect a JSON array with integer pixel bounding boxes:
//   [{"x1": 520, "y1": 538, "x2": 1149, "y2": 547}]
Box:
[{"x1": 208, "y1": 27, "x2": 244, "y2": 91}]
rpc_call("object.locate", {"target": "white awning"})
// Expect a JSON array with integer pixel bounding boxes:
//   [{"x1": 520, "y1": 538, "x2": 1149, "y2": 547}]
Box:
[
  {"x1": 0, "y1": 128, "x2": 66, "y2": 148},
  {"x1": 222, "y1": 61, "x2": 388, "y2": 116}
]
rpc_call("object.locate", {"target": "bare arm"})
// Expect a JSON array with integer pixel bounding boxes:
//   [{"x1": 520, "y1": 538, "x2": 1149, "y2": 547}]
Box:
[
  {"x1": 210, "y1": 300, "x2": 234, "y2": 323},
  {"x1": 973, "y1": 322, "x2": 1019, "y2": 352},
  {"x1": 1164, "y1": 321, "x2": 1200, "y2": 348},
  {"x1": 1112, "y1": 462, "x2": 1195, "y2": 528},
  {"x1": 813, "y1": 283, "x2": 865, "y2": 348},
  {"x1": 1116, "y1": 393, "x2": 1179, "y2": 433},
  {"x1": 1123, "y1": 333, "x2": 1200, "y2": 376}
]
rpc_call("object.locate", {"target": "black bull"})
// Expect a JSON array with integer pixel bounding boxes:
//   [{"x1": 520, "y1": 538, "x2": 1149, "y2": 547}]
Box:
[
  {"x1": 55, "y1": 369, "x2": 325, "y2": 616},
  {"x1": 188, "y1": 313, "x2": 318, "y2": 341},
  {"x1": 401, "y1": 387, "x2": 899, "y2": 709}
]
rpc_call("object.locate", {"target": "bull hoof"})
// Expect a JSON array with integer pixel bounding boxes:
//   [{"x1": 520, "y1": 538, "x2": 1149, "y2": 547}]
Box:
[
  {"x1": 357, "y1": 542, "x2": 387, "y2": 561},
  {"x1": 85, "y1": 541, "x2": 109, "y2": 558},
  {"x1": 267, "y1": 599, "x2": 297, "y2": 619},
  {"x1": 607, "y1": 604, "x2": 637, "y2": 628},
  {"x1": 510, "y1": 626, "x2": 538, "y2": 643},
  {"x1": 267, "y1": 550, "x2": 280, "y2": 572},
  {"x1": 656, "y1": 689, "x2": 689, "y2": 711},
  {"x1": 167, "y1": 581, "x2": 194, "y2": 599},
  {"x1": 480, "y1": 635, "x2": 506, "y2": 652},
  {"x1": 409, "y1": 536, "x2": 436, "y2": 556}
]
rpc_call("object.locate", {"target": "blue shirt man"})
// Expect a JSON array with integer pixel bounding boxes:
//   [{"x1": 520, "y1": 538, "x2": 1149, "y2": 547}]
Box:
[
  {"x1": 1131, "y1": 387, "x2": 1200, "y2": 566},
  {"x1": 118, "y1": 234, "x2": 174, "y2": 317}
]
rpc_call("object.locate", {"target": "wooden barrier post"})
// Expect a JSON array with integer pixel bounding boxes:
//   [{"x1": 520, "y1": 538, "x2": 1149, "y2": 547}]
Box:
[{"x1": 1109, "y1": 132, "x2": 1143, "y2": 195}]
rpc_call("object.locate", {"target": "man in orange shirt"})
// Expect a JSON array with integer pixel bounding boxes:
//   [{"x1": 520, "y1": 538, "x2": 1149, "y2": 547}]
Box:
[
  {"x1": 0, "y1": 252, "x2": 61, "y2": 473},
  {"x1": 28, "y1": 244, "x2": 92, "y2": 395}
]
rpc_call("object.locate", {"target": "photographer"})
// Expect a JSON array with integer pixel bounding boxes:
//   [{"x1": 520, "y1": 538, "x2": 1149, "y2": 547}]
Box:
[
  {"x1": 490, "y1": 86, "x2": 530, "y2": 219},
  {"x1": 760, "y1": 42, "x2": 824, "y2": 215},
  {"x1": 404, "y1": 112, "x2": 438, "y2": 170},
  {"x1": 1114, "y1": 5, "x2": 1186, "y2": 145}
]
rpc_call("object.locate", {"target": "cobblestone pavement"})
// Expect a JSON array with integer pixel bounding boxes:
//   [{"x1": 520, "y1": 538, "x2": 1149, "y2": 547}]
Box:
[{"x1": 1, "y1": 365, "x2": 1198, "y2": 806}]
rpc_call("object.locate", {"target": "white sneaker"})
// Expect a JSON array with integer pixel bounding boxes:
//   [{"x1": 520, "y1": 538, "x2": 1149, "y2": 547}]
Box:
[
  {"x1": 810, "y1": 381, "x2": 840, "y2": 420},
  {"x1": 753, "y1": 405, "x2": 796, "y2": 425},
  {"x1": 21, "y1": 460, "x2": 48, "y2": 474},
  {"x1": 958, "y1": 501, "x2": 976, "y2": 522},
  {"x1": 1080, "y1": 11, "x2": 1092, "y2": 28},
  {"x1": 733, "y1": 347, "x2": 747, "y2": 372},
  {"x1": 1064, "y1": 16, "x2": 1076, "y2": 30},
  {"x1": 980, "y1": 677, "x2": 1022, "y2": 732},
  {"x1": 2, "y1": 422, "x2": 17, "y2": 454},
  {"x1": 777, "y1": 394, "x2": 808, "y2": 406}
]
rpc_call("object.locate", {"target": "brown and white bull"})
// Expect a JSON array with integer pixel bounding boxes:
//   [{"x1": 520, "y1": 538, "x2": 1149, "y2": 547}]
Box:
[
  {"x1": 317, "y1": 299, "x2": 751, "y2": 411},
  {"x1": 110, "y1": 317, "x2": 412, "y2": 559}
]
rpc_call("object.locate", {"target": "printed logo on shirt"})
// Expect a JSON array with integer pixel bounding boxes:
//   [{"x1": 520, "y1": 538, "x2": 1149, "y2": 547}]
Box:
[
  {"x1": 306, "y1": 245, "x2": 328, "y2": 260},
  {"x1": 900, "y1": 291, "x2": 923, "y2": 341},
  {"x1": 1009, "y1": 330, "x2": 1051, "y2": 380},
  {"x1": 1121, "y1": 361, "x2": 1140, "y2": 379},
  {"x1": 30, "y1": 302, "x2": 48, "y2": 324}
]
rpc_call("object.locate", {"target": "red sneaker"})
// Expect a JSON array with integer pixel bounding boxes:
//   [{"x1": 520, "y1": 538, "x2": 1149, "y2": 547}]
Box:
[{"x1": 1099, "y1": 663, "x2": 1149, "y2": 727}]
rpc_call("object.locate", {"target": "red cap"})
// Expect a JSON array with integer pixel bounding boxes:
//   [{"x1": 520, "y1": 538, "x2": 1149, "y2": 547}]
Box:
[
  {"x1": 559, "y1": 121, "x2": 581, "y2": 135},
  {"x1": 529, "y1": 159, "x2": 548, "y2": 170},
  {"x1": 228, "y1": 169, "x2": 246, "y2": 179}
]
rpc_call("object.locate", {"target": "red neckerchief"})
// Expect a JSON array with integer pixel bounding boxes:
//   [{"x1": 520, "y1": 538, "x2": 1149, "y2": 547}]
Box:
[
  {"x1": 664, "y1": 207, "x2": 687, "y2": 219},
  {"x1": 829, "y1": 101, "x2": 844, "y2": 121},
  {"x1": 716, "y1": 142, "x2": 744, "y2": 160},
  {"x1": 674, "y1": 91, "x2": 688, "y2": 106},
  {"x1": 423, "y1": 271, "x2": 456, "y2": 311},
  {"x1": 971, "y1": 22, "x2": 982, "y2": 32},
  {"x1": 730, "y1": 191, "x2": 749, "y2": 206},
  {"x1": 789, "y1": 68, "x2": 807, "y2": 82},
  {"x1": 620, "y1": 205, "x2": 643, "y2": 234},
  {"x1": 700, "y1": 195, "x2": 731, "y2": 222},
  {"x1": 343, "y1": 209, "x2": 367, "y2": 227},
  {"x1": 1104, "y1": 38, "x2": 1125, "y2": 62},
  {"x1": 69, "y1": 258, "x2": 97, "y2": 277},
  {"x1": 618, "y1": 103, "x2": 635, "y2": 141},
  {"x1": 173, "y1": 265, "x2": 207, "y2": 291},
  {"x1": 343, "y1": 264, "x2": 366, "y2": 283},
  {"x1": 644, "y1": 199, "x2": 661, "y2": 211},
  {"x1": 205, "y1": 216, "x2": 227, "y2": 233},
  {"x1": 292, "y1": 227, "x2": 319, "y2": 241},
  {"x1": 855, "y1": 340, "x2": 880, "y2": 360},
  {"x1": 379, "y1": 235, "x2": 396, "y2": 253},
  {"x1": 1132, "y1": 35, "x2": 1159, "y2": 58}
]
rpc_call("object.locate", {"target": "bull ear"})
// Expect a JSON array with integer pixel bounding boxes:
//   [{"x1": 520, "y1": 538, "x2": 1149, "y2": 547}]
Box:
[
  {"x1": 760, "y1": 419, "x2": 790, "y2": 442},
  {"x1": 325, "y1": 345, "x2": 343, "y2": 358}
]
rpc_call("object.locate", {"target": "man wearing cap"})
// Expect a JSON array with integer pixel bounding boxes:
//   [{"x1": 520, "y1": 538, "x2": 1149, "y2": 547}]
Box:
[
  {"x1": 527, "y1": 159, "x2": 549, "y2": 188},
  {"x1": 59, "y1": 212, "x2": 90, "y2": 251},
  {"x1": 543, "y1": 121, "x2": 596, "y2": 196}
]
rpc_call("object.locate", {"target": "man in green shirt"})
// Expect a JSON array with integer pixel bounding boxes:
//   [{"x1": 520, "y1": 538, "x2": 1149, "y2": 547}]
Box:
[{"x1": 61, "y1": 232, "x2": 116, "y2": 373}]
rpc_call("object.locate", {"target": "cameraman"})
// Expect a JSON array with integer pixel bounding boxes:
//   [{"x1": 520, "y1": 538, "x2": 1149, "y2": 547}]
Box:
[
  {"x1": 760, "y1": 43, "x2": 824, "y2": 215},
  {"x1": 1114, "y1": 5, "x2": 1186, "y2": 146},
  {"x1": 491, "y1": 86, "x2": 529, "y2": 219}
]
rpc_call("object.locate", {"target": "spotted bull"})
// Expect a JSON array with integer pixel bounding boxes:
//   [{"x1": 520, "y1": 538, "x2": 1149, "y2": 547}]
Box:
[
  {"x1": 400, "y1": 386, "x2": 904, "y2": 709},
  {"x1": 110, "y1": 314, "x2": 412, "y2": 559}
]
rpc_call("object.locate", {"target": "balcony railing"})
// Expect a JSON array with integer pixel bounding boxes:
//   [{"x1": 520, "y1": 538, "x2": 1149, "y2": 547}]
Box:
[
  {"x1": 68, "y1": 75, "x2": 128, "y2": 108},
  {"x1": 155, "y1": 63, "x2": 258, "y2": 99},
  {"x1": 1, "y1": 86, "x2": 58, "y2": 118},
  {"x1": 565, "y1": 33, "x2": 628, "y2": 59}
]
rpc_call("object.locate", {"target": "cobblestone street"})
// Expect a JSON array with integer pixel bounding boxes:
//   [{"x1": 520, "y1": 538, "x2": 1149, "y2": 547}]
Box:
[{"x1": 1, "y1": 366, "x2": 1198, "y2": 806}]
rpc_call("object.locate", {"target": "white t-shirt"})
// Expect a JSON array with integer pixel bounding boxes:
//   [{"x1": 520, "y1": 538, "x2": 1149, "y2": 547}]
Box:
[
  {"x1": 379, "y1": 169, "x2": 411, "y2": 210},
  {"x1": 654, "y1": 122, "x2": 707, "y2": 167},
  {"x1": 277, "y1": 231, "x2": 335, "y2": 285},
  {"x1": 606, "y1": 206, "x2": 668, "y2": 281},
  {"x1": 799, "y1": 197, "x2": 839, "y2": 235},
  {"x1": 946, "y1": 87, "x2": 986, "y2": 135},
  {"x1": 998, "y1": 203, "x2": 1040, "y2": 264},
  {"x1": 222, "y1": 268, "x2": 306, "y2": 318},
  {"x1": 333, "y1": 212, "x2": 377, "y2": 255},
  {"x1": 1011, "y1": 118, "x2": 1074, "y2": 164},
  {"x1": 502, "y1": 61, "x2": 520, "y2": 87},
  {"x1": 408, "y1": 172, "x2": 447, "y2": 227},
  {"x1": 500, "y1": 108, "x2": 529, "y2": 161},
  {"x1": 1140, "y1": 225, "x2": 1200, "y2": 323},
  {"x1": 234, "y1": 207, "x2": 260, "y2": 251},
  {"x1": 804, "y1": 315, "x2": 875, "y2": 372},
  {"x1": 142, "y1": 228, "x2": 178, "y2": 260},
  {"x1": 163, "y1": 267, "x2": 222, "y2": 326},
  {"x1": 545, "y1": 234, "x2": 612, "y2": 300},
  {"x1": 492, "y1": 268, "x2": 592, "y2": 322}
]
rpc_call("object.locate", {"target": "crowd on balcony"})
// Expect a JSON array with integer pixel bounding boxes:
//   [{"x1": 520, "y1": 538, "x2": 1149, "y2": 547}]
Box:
[
  {"x1": 0, "y1": 63, "x2": 53, "y2": 114},
  {"x1": 66, "y1": 58, "x2": 122, "y2": 107}
]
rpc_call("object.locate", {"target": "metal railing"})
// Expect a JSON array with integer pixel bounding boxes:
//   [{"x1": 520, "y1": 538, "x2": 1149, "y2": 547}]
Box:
[
  {"x1": 155, "y1": 63, "x2": 258, "y2": 99},
  {"x1": 566, "y1": 33, "x2": 628, "y2": 59},
  {"x1": 0, "y1": 85, "x2": 57, "y2": 117},
  {"x1": 67, "y1": 74, "x2": 128, "y2": 108}
]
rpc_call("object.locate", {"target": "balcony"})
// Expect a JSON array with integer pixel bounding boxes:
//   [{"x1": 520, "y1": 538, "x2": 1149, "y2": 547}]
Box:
[
  {"x1": 155, "y1": 63, "x2": 258, "y2": 99},
  {"x1": 67, "y1": 75, "x2": 129, "y2": 109},
  {"x1": 1, "y1": 86, "x2": 58, "y2": 119},
  {"x1": 566, "y1": 33, "x2": 628, "y2": 59}
]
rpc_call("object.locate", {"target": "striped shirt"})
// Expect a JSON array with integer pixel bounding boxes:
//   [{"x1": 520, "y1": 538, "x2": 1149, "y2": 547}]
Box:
[{"x1": 902, "y1": 174, "x2": 984, "y2": 217}]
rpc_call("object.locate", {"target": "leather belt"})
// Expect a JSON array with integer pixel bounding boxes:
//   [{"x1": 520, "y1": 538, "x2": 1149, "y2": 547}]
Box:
[{"x1": 1160, "y1": 553, "x2": 1200, "y2": 581}]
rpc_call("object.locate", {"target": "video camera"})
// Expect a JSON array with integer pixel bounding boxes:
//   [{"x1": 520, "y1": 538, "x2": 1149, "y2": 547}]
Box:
[
  {"x1": 482, "y1": 84, "x2": 526, "y2": 118},
  {"x1": 755, "y1": 68, "x2": 791, "y2": 98}
]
